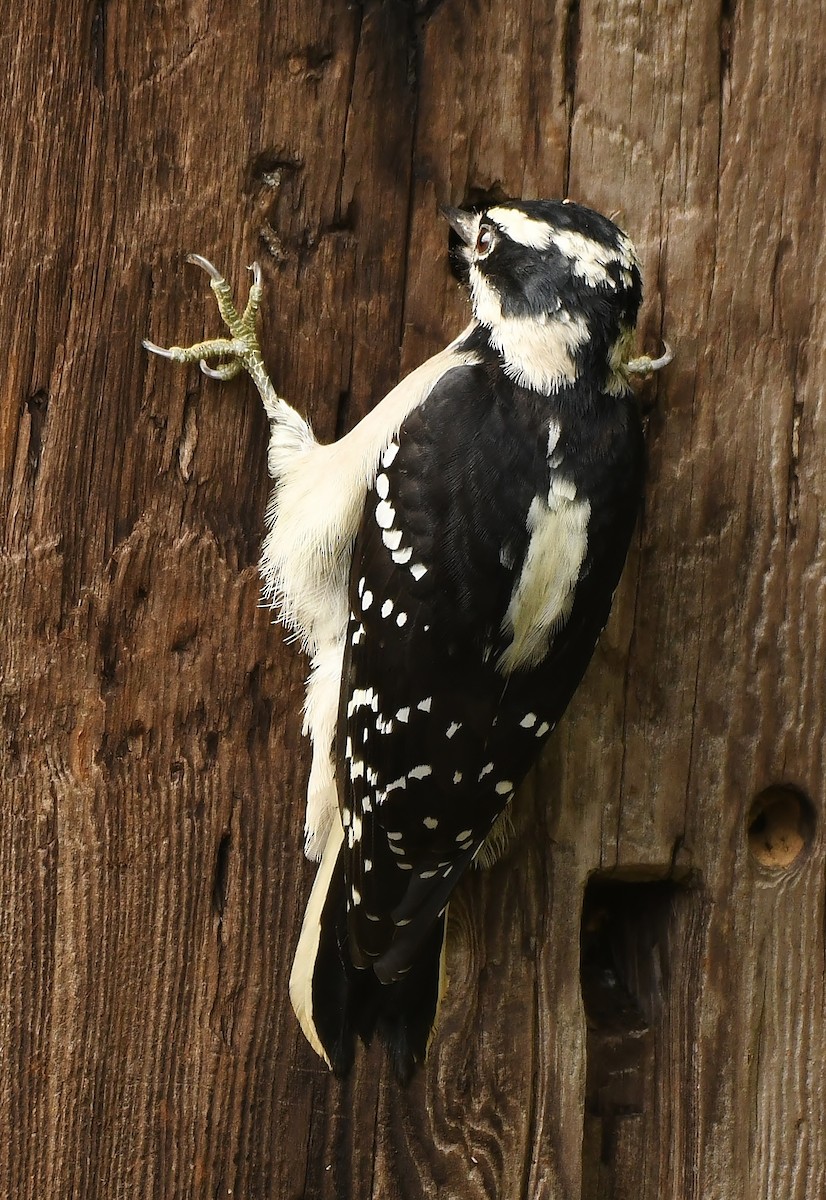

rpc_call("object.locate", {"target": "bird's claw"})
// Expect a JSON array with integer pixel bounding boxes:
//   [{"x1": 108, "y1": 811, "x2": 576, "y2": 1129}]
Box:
[
  {"x1": 199, "y1": 358, "x2": 245, "y2": 381},
  {"x1": 624, "y1": 340, "x2": 674, "y2": 377},
  {"x1": 143, "y1": 255, "x2": 266, "y2": 384},
  {"x1": 185, "y1": 253, "x2": 225, "y2": 283}
]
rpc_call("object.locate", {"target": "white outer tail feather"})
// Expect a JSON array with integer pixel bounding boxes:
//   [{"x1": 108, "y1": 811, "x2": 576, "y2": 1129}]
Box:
[{"x1": 288, "y1": 818, "x2": 344, "y2": 1068}]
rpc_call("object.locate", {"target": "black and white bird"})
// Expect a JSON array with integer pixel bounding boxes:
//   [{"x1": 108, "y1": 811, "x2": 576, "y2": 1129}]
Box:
[{"x1": 144, "y1": 198, "x2": 671, "y2": 1081}]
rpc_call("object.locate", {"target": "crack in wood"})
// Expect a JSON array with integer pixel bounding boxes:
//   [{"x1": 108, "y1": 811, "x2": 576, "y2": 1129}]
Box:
[
  {"x1": 88, "y1": 0, "x2": 107, "y2": 96},
  {"x1": 785, "y1": 393, "x2": 803, "y2": 545},
  {"x1": 562, "y1": 0, "x2": 581, "y2": 196},
  {"x1": 212, "y1": 830, "x2": 232, "y2": 919},
  {"x1": 25, "y1": 388, "x2": 48, "y2": 477},
  {"x1": 719, "y1": 0, "x2": 736, "y2": 93}
]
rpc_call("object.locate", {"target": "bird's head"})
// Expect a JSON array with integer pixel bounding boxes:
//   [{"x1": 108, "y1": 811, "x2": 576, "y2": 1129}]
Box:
[{"x1": 442, "y1": 199, "x2": 644, "y2": 394}]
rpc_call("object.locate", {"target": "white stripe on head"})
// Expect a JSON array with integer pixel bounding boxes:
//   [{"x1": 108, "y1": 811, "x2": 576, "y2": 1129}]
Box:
[
  {"x1": 488, "y1": 207, "x2": 553, "y2": 249},
  {"x1": 488, "y1": 207, "x2": 640, "y2": 291},
  {"x1": 550, "y1": 229, "x2": 617, "y2": 288},
  {"x1": 551, "y1": 228, "x2": 639, "y2": 288}
]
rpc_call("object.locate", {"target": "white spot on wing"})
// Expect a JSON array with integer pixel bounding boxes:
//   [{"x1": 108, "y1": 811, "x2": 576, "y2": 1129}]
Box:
[
  {"x1": 495, "y1": 781, "x2": 513, "y2": 795},
  {"x1": 410, "y1": 562, "x2": 427, "y2": 581},
  {"x1": 381, "y1": 599, "x2": 394, "y2": 618},
  {"x1": 456, "y1": 829, "x2": 473, "y2": 842},
  {"x1": 409, "y1": 764, "x2": 432, "y2": 780},
  {"x1": 520, "y1": 712, "x2": 537, "y2": 728},
  {"x1": 396, "y1": 706, "x2": 410, "y2": 722},
  {"x1": 362, "y1": 590, "x2": 373, "y2": 611},
  {"x1": 392, "y1": 546, "x2": 413, "y2": 565},
  {"x1": 376, "y1": 473, "x2": 390, "y2": 499},
  {"x1": 446, "y1": 721, "x2": 461, "y2": 738},
  {"x1": 453, "y1": 771, "x2": 462, "y2": 784},
  {"x1": 382, "y1": 528, "x2": 403, "y2": 551},
  {"x1": 348, "y1": 687, "x2": 376, "y2": 716},
  {"x1": 417, "y1": 697, "x2": 432, "y2": 713},
  {"x1": 536, "y1": 721, "x2": 551, "y2": 737},
  {"x1": 382, "y1": 442, "x2": 399, "y2": 468},
  {"x1": 396, "y1": 611, "x2": 408, "y2": 627},
  {"x1": 424, "y1": 816, "x2": 438, "y2": 829},
  {"x1": 375, "y1": 500, "x2": 396, "y2": 529},
  {"x1": 478, "y1": 763, "x2": 493, "y2": 779}
]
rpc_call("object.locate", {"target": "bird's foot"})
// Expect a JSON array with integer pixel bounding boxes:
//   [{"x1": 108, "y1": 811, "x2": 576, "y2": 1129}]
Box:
[
  {"x1": 624, "y1": 340, "x2": 674, "y2": 378},
  {"x1": 144, "y1": 255, "x2": 280, "y2": 411}
]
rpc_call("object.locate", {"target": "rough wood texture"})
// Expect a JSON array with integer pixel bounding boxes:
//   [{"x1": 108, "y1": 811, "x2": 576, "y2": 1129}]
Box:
[{"x1": 2, "y1": 1, "x2": 824, "y2": 1197}]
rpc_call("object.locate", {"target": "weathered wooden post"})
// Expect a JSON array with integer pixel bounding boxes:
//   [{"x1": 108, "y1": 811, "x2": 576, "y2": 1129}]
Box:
[{"x1": 1, "y1": 2, "x2": 823, "y2": 1196}]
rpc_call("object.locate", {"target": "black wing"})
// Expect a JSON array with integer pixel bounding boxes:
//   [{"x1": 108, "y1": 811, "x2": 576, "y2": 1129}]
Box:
[
  {"x1": 337, "y1": 361, "x2": 642, "y2": 982},
  {"x1": 336, "y1": 363, "x2": 533, "y2": 979}
]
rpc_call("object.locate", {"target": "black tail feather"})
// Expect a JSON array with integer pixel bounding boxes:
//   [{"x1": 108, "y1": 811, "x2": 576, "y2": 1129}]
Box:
[{"x1": 291, "y1": 832, "x2": 447, "y2": 1082}]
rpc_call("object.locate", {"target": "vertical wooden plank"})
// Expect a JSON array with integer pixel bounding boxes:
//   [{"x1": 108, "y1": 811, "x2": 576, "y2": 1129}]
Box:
[{"x1": 565, "y1": 1, "x2": 826, "y2": 1196}]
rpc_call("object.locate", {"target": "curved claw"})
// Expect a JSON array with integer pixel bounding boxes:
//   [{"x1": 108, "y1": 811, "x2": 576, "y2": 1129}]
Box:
[
  {"x1": 626, "y1": 340, "x2": 674, "y2": 376},
  {"x1": 647, "y1": 340, "x2": 674, "y2": 372},
  {"x1": 247, "y1": 261, "x2": 262, "y2": 288},
  {"x1": 200, "y1": 358, "x2": 243, "y2": 381},
  {"x1": 186, "y1": 253, "x2": 224, "y2": 282},
  {"x1": 143, "y1": 338, "x2": 175, "y2": 359}
]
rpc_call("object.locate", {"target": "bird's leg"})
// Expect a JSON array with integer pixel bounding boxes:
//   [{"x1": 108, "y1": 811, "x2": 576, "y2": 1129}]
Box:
[
  {"x1": 624, "y1": 340, "x2": 674, "y2": 378},
  {"x1": 143, "y1": 255, "x2": 283, "y2": 420}
]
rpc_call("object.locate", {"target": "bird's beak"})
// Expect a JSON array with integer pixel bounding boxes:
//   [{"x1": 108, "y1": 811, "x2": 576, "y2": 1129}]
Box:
[{"x1": 440, "y1": 206, "x2": 477, "y2": 247}]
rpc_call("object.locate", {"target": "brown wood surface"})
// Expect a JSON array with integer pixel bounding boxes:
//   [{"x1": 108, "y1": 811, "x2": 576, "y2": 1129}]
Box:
[{"x1": 2, "y1": 1, "x2": 824, "y2": 1197}]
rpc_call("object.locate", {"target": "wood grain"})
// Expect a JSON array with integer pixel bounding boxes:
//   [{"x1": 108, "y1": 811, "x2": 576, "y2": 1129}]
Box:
[{"x1": 1, "y1": 1, "x2": 824, "y2": 1197}]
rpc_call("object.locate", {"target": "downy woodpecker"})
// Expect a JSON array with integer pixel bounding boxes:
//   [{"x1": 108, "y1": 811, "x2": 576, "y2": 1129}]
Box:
[{"x1": 144, "y1": 199, "x2": 671, "y2": 1081}]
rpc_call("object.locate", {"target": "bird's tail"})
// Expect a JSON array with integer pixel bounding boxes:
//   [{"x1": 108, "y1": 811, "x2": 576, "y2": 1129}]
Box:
[{"x1": 289, "y1": 822, "x2": 447, "y2": 1082}]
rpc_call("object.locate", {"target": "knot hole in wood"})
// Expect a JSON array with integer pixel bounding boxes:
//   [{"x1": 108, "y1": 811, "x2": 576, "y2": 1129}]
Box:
[{"x1": 747, "y1": 785, "x2": 816, "y2": 871}]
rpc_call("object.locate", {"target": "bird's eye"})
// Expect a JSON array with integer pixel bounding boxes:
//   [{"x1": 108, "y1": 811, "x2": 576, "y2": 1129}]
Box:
[{"x1": 475, "y1": 224, "x2": 495, "y2": 257}]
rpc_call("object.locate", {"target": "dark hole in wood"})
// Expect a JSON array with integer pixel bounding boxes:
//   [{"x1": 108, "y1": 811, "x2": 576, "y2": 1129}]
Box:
[
  {"x1": 580, "y1": 876, "x2": 687, "y2": 1183},
  {"x1": 580, "y1": 878, "x2": 678, "y2": 1035},
  {"x1": 212, "y1": 832, "x2": 232, "y2": 918},
  {"x1": 747, "y1": 785, "x2": 816, "y2": 870}
]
